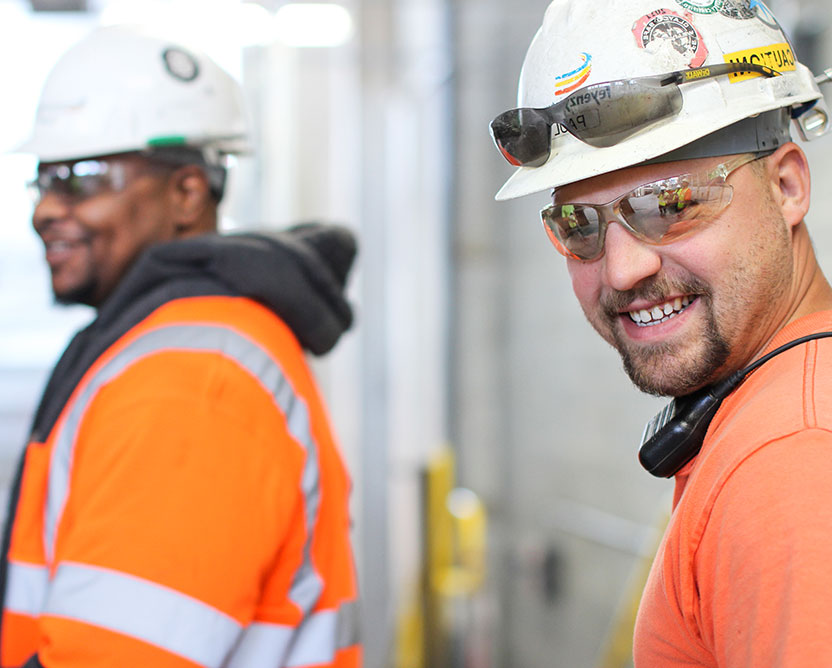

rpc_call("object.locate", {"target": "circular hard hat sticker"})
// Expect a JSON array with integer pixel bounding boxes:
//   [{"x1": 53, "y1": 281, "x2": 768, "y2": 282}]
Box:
[
  {"x1": 676, "y1": 0, "x2": 724, "y2": 14},
  {"x1": 720, "y1": 0, "x2": 756, "y2": 19},
  {"x1": 632, "y1": 9, "x2": 709, "y2": 69},
  {"x1": 162, "y1": 47, "x2": 200, "y2": 83}
]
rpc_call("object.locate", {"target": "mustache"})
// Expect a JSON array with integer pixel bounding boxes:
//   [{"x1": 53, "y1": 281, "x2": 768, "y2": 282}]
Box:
[{"x1": 601, "y1": 275, "x2": 710, "y2": 318}]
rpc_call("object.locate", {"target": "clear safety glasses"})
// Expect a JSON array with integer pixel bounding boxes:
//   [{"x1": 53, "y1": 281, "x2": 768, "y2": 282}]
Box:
[
  {"x1": 540, "y1": 152, "x2": 763, "y2": 261},
  {"x1": 490, "y1": 62, "x2": 779, "y2": 167},
  {"x1": 27, "y1": 155, "x2": 179, "y2": 204},
  {"x1": 28, "y1": 159, "x2": 135, "y2": 203}
]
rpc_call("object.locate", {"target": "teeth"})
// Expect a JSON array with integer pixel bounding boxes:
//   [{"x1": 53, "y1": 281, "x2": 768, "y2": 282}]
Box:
[{"x1": 628, "y1": 297, "x2": 694, "y2": 327}]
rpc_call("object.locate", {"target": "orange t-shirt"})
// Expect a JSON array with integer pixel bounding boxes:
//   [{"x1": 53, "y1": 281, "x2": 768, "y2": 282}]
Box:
[{"x1": 634, "y1": 311, "x2": 832, "y2": 667}]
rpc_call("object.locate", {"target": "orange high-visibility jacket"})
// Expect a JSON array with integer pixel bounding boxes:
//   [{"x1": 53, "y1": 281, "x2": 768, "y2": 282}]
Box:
[{"x1": 0, "y1": 227, "x2": 361, "y2": 668}]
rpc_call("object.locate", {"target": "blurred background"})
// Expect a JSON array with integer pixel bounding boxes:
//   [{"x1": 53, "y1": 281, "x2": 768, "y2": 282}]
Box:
[{"x1": 2, "y1": 1, "x2": 832, "y2": 666}]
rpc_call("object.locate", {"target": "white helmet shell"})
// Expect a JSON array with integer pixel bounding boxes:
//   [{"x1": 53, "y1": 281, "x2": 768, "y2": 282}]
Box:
[
  {"x1": 496, "y1": 0, "x2": 824, "y2": 200},
  {"x1": 17, "y1": 24, "x2": 250, "y2": 162}
]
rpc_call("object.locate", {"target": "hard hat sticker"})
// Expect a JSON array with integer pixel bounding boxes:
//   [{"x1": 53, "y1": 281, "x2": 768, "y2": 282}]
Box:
[
  {"x1": 162, "y1": 48, "x2": 200, "y2": 83},
  {"x1": 723, "y1": 42, "x2": 795, "y2": 82},
  {"x1": 555, "y1": 53, "x2": 593, "y2": 97},
  {"x1": 675, "y1": 0, "x2": 724, "y2": 14},
  {"x1": 719, "y1": 0, "x2": 756, "y2": 20},
  {"x1": 632, "y1": 9, "x2": 709, "y2": 69}
]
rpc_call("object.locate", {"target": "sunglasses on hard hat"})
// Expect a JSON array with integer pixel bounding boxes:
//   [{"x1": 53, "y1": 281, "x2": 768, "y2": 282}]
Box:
[
  {"x1": 541, "y1": 152, "x2": 764, "y2": 261},
  {"x1": 490, "y1": 62, "x2": 779, "y2": 168}
]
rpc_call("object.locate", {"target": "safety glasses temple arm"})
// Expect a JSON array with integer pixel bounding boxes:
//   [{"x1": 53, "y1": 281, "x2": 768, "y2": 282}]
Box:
[{"x1": 661, "y1": 62, "x2": 779, "y2": 87}]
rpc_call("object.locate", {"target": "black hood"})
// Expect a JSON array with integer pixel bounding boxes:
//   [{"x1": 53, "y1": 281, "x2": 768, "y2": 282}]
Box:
[{"x1": 100, "y1": 223, "x2": 357, "y2": 356}]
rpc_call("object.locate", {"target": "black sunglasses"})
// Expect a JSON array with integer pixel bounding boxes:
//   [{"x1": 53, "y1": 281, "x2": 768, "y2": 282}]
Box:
[{"x1": 490, "y1": 62, "x2": 779, "y2": 168}]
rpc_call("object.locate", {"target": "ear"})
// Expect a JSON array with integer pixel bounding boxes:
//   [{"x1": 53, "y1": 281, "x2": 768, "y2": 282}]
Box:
[
  {"x1": 763, "y1": 142, "x2": 811, "y2": 230},
  {"x1": 167, "y1": 165, "x2": 217, "y2": 238}
]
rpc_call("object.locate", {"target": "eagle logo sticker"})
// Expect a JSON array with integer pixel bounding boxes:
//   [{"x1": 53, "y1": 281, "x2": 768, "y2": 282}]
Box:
[{"x1": 633, "y1": 9, "x2": 709, "y2": 69}]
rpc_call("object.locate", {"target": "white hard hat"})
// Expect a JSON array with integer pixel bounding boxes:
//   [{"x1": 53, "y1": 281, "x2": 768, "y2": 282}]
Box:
[
  {"x1": 17, "y1": 24, "x2": 250, "y2": 163},
  {"x1": 496, "y1": 0, "x2": 827, "y2": 200}
]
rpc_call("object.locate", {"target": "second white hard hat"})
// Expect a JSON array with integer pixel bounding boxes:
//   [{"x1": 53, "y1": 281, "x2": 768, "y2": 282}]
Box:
[{"x1": 17, "y1": 24, "x2": 251, "y2": 163}]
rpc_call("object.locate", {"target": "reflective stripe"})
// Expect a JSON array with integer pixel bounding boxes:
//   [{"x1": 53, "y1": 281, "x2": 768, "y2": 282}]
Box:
[
  {"x1": 224, "y1": 601, "x2": 361, "y2": 668},
  {"x1": 287, "y1": 610, "x2": 337, "y2": 667},
  {"x1": 288, "y1": 392, "x2": 325, "y2": 615},
  {"x1": 224, "y1": 623, "x2": 293, "y2": 667},
  {"x1": 5, "y1": 562, "x2": 49, "y2": 616},
  {"x1": 45, "y1": 562, "x2": 241, "y2": 667}
]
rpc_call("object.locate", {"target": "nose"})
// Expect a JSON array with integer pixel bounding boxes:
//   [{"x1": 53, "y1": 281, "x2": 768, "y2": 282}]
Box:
[{"x1": 601, "y1": 221, "x2": 662, "y2": 292}]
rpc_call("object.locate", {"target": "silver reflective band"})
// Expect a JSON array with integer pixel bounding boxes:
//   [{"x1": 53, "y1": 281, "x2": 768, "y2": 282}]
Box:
[
  {"x1": 4, "y1": 562, "x2": 361, "y2": 668},
  {"x1": 44, "y1": 562, "x2": 241, "y2": 667},
  {"x1": 4, "y1": 562, "x2": 49, "y2": 616},
  {"x1": 225, "y1": 602, "x2": 361, "y2": 668}
]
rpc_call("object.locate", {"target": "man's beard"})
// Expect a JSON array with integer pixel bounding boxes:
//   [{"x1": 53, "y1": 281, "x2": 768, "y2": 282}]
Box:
[
  {"x1": 600, "y1": 276, "x2": 730, "y2": 397},
  {"x1": 612, "y1": 307, "x2": 730, "y2": 396}
]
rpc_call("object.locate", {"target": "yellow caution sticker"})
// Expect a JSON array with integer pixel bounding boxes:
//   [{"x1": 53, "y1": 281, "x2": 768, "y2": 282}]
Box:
[{"x1": 723, "y1": 42, "x2": 796, "y2": 82}]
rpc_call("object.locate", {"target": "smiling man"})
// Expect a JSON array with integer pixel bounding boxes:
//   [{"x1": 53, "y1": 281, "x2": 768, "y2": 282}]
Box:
[
  {"x1": 492, "y1": 1, "x2": 832, "y2": 665},
  {"x1": 1, "y1": 25, "x2": 361, "y2": 668}
]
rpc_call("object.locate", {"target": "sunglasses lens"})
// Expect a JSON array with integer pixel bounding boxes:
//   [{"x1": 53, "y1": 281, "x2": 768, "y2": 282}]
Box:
[
  {"x1": 565, "y1": 80, "x2": 684, "y2": 148},
  {"x1": 490, "y1": 108, "x2": 552, "y2": 167},
  {"x1": 541, "y1": 204, "x2": 603, "y2": 260}
]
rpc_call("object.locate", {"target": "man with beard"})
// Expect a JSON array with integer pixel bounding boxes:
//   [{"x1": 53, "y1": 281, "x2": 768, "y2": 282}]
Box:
[
  {"x1": 0, "y1": 25, "x2": 361, "y2": 668},
  {"x1": 490, "y1": 0, "x2": 832, "y2": 665}
]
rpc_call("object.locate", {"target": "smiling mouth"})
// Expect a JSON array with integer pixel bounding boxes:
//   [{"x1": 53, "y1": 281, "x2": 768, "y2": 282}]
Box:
[
  {"x1": 628, "y1": 296, "x2": 695, "y2": 327},
  {"x1": 46, "y1": 240, "x2": 79, "y2": 252}
]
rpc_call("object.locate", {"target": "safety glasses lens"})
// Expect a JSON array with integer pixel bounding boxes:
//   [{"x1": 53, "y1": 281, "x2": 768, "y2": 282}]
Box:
[
  {"x1": 567, "y1": 80, "x2": 683, "y2": 149},
  {"x1": 30, "y1": 160, "x2": 115, "y2": 202},
  {"x1": 490, "y1": 108, "x2": 552, "y2": 167},
  {"x1": 543, "y1": 181, "x2": 735, "y2": 260},
  {"x1": 542, "y1": 205, "x2": 603, "y2": 260}
]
